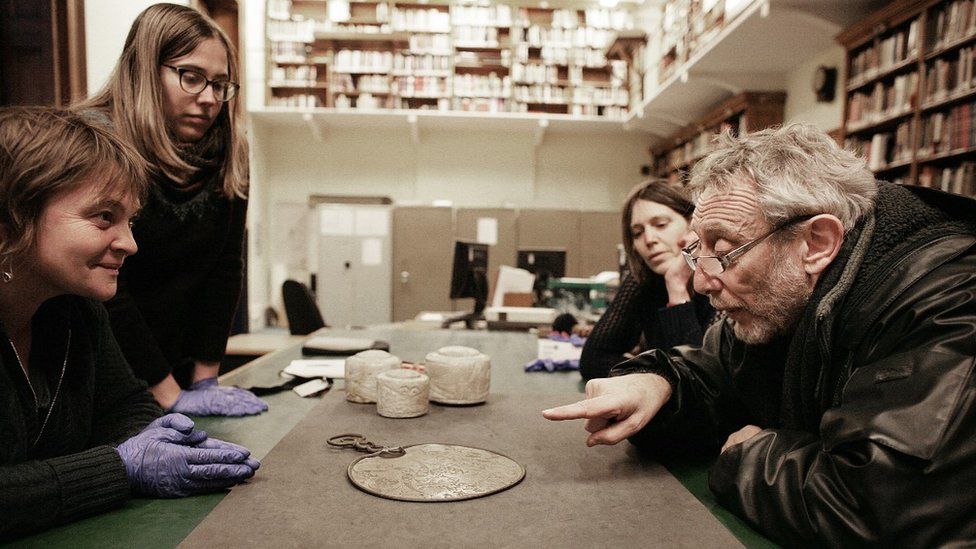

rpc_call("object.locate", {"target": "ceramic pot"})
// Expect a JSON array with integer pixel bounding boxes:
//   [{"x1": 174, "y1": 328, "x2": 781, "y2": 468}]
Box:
[{"x1": 424, "y1": 346, "x2": 490, "y2": 404}]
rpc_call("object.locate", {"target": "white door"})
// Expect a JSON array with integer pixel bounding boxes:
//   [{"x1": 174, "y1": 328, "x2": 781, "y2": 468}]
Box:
[{"x1": 315, "y1": 204, "x2": 392, "y2": 327}]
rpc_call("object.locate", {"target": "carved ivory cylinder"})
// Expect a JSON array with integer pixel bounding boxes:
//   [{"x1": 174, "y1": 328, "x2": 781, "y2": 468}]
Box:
[
  {"x1": 376, "y1": 369, "x2": 430, "y2": 418},
  {"x1": 424, "y1": 346, "x2": 490, "y2": 404},
  {"x1": 345, "y1": 349, "x2": 400, "y2": 403}
]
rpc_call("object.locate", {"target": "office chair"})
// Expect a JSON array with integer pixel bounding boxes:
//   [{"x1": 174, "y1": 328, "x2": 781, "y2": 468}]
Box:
[{"x1": 282, "y1": 279, "x2": 327, "y2": 335}]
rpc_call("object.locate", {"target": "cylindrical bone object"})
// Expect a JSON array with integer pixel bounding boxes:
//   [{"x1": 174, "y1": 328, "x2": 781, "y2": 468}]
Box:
[
  {"x1": 345, "y1": 349, "x2": 400, "y2": 403},
  {"x1": 376, "y1": 369, "x2": 430, "y2": 418},
  {"x1": 424, "y1": 346, "x2": 490, "y2": 404}
]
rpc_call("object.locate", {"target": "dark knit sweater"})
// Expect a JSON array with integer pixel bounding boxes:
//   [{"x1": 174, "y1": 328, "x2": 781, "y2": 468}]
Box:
[
  {"x1": 105, "y1": 171, "x2": 247, "y2": 388},
  {"x1": 0, "y1": 296, "x2": 163, "y2": 540},
  {"x1": 579, "y1": 273, "x2": 715, "y2": 380}
]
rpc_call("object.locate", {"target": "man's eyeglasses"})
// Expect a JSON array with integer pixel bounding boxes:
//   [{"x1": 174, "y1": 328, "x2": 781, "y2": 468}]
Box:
[
  {"x1": 682, "y1": 214, "x2": 816, "y2": 276},
  {"x1": 162, "y1": 64, "x2": 239, "y2": 102}
]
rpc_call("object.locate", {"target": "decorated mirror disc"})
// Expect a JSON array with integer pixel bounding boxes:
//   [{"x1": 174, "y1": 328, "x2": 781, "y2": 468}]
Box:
[{"x1": 346, "y1": 443, "x2": 525, "y2": 502}]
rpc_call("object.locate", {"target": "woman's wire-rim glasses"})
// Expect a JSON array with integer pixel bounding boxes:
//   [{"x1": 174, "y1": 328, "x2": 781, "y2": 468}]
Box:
[
  {"x1": 162, "y1": 64, "x2": 239, "y2": 102},
  {"x1": 681, "y1": 214, "x2": 817, "y2": 276}
]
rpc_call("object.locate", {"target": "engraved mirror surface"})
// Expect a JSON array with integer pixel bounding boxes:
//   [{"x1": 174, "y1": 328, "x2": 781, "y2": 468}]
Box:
[{"x1": 339, "y1": 440, "x2": 525, "y2": 502}]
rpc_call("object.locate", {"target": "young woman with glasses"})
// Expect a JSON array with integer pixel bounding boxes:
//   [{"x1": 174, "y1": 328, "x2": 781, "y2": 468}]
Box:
[
  {"x1": 74, "y1": 3, "x2": 267, "y2": 417},
  {"x1": 579, "y1": 180, "x2": 717, "y2": 380}
]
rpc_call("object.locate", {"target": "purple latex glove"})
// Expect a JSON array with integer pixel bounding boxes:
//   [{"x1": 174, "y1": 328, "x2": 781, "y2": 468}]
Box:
[
  {"x1": 547, "y1": 333, "x2": 586, "y2": 347},
  {"x1": 524, "y1": 358, "x2": 580, "y2": 372},
  {"x1": 116, "y1": 414, "x2": 260, "y2": 498},
  {"x1": 170, "y1": 377, "x2": 269, "y2": 417}
]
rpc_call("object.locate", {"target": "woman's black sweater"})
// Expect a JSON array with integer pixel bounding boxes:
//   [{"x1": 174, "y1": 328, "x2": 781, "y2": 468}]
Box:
[
  {"x1": 105, "y1": 174, "x2": 247, "y2": 388},
  {"x1": 0, "y1": 296, "x2": 162, "y2": 540},
  {"x1": 579, "y1": 274, "x2": 715, "y2": 380}
]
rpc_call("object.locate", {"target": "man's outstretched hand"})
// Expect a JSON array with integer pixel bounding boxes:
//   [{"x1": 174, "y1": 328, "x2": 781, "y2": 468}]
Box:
[{"x1": 542, "y1": 373, "x2": 672, "y2": 446}]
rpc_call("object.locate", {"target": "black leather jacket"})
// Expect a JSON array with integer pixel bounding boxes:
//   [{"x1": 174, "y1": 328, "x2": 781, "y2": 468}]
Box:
[{"x1": 615, "y1": 185, "x2": 976, "y2": 546}]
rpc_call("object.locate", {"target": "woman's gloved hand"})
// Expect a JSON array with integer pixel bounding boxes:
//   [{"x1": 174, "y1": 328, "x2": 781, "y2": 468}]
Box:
[
  {"x1": 169, "y1": 377, "x2": 269, "y2": 416},
  {"x1": 116, "y1": 414, "x2": 260, "y2": 498}
]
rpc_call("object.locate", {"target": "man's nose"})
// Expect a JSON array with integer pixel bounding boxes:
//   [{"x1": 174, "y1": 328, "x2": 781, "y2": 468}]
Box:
[{"x1": 692, "y1": 266, "x2": 721, "y2": 294}]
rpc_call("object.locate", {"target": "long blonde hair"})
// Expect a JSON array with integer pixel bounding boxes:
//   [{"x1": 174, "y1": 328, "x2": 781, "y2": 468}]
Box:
[{"x1": 75, "y1": 3, "x2": 247, "y2": 199}]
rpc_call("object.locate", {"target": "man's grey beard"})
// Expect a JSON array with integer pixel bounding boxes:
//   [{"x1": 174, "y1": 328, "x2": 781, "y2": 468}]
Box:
[{"x1": 721, "y1": 256, "x2": 813, "y2": 345}]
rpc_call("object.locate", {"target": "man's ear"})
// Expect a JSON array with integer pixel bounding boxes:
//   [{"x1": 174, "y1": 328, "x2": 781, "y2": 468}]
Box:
[{"x1": 802, "y1": 214, "x2": 844, "y2": 276}]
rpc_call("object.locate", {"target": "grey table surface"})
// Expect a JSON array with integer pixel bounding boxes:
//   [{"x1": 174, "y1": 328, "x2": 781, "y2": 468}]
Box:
[{"x1": 180, "y1": 327, "x2": 743, "y2": 548}]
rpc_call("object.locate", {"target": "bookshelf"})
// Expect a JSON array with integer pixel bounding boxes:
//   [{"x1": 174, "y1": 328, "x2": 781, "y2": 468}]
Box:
[
  {"x1": 649, "y1": 91, "x2": 785, "y2": 184},
  {"x1": 265, "y1": 0, "x2": 635, "y2": 119},
  {"x1": 838, "y1": 0, "x2": 976, "y2": 196},
  {"x1": 604, "y1": 30, "x2": 646, "y2": 115}
]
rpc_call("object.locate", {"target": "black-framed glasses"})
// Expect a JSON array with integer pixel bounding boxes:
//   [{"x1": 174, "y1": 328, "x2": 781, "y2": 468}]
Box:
[
  {"x1": 162, "y1": 64, "x2": 239, "y2": 102},
  {"x1": 682, "y1": 214, "x2": 816, "y2": 276}
]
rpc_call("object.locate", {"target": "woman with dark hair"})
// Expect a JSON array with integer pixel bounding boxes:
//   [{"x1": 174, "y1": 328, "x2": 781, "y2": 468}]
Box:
[
  {"x1": 74, "y1": 4, "x2": 265, "y2": 416},
  {"x1": 578, "y1": 180, "x2": 715, "y2": 380}
]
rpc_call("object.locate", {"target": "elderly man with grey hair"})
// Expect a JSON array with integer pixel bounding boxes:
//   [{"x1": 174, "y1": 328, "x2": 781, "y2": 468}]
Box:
[{"x1": 544, "y1": 124, "x2": 976, "y2": 546}]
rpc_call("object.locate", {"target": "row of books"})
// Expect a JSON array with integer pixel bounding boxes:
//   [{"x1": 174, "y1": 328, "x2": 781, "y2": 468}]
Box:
[
  {"x1": 512, "y1": 8, "x2": 630, "y2": 31},
  {"x1": 845, "y1": 120, "x2": 913, "y2": 171},
  {"x1": 849, "y1": 20, "x2": 919, "y2": 83},
  {"x1": 846, "y1": 105, "x2": 975, "y2": 174},
  {"x1": 268, "y1": 94, "x2": 322, "y2": 108},
  {"x1": 333, "y1": 50, "x2": 394, "y2": 73},
  {"x1": 390, "y1": 8, "x2": 451, "y2": 34},
  {"x1": 334, "y1": 93, "x2": 392, "y2": 110},
  {"x1": 511, "y1": 63, "x2": 560, "y2": 85},
  {"x1": 333, "y1": 74, "x2": 389, "y2": 94},
  {"x1": 846, "y1": 72, "x2": 918, "y2": 129},
  {"x1": 925, "y1": 0, "x2": 976, "y2": 52},
  {"x1": 269, "y1": 65, "x2": 320, "y2": 85},
  {"x1": 515, "y1": 26, "x2": 617, "y2": 50},
  {"x1": 664, "y1": 120, "x2": 738, "y2": 171},
  {"x1": 393, "y1": 53, "x2": 451, "y2": 73},
  {"x1": 657, "y1": 0, "x2": 692, "y2": 80},
  {"x1": 451, "y1": 5, "x2": 512, "y2": 27},
  {"x1": 394, "y1": 75, "x2": 449, "y2": 97},
  {"x1": 513, "y1": 44, "x2": 607, "y2": 67},
  {"x1": 918, "y1": 101, "x2": 976, "y2": 155},
  {"x1": 918, "y1": 162, "x2": 976, "y2": 195},
  {"x1": 923, "y1": 46, "x2": 976, "y2": 104}
]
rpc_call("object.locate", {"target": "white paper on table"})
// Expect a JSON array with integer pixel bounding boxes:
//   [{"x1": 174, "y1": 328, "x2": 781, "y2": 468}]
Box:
[
  {"x1": 361, "y1": 238, "x2": 383, "y2": 266},
  {"x1": 293, "y1": 378, "x2": 332, "y2": 397},
  {"x1": 284, "y1": 359, "x2": 346, "y2": 379},
  {"x1": 537, "y1": 339, "x2": 583, "y2": 362},
  {"x1": 476, "y1": 217, "x2": 498, "y2": 245},
  {"x1": 303, "y1": 336, "x2": 377, "y2": 352}
]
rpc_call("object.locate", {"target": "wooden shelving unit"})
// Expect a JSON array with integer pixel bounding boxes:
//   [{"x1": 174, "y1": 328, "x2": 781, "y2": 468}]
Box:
[
  {"x1": 838, "y1": 0, "x2": 976, "y2": 196},
  {"x1": 265, "y1": 0, "x2": 636, "y2": 119},
  {"x1": 649, "y1": 91, "x2": 785, "y2": 185}
]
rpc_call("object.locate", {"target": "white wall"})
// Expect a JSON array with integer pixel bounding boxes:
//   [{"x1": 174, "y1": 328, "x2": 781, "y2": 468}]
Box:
[
  {"x1": 246, "y1": 123, "x2": 651, "y2": 324},
  {"x1": 254, "y1": 125, "x2": 647, "y2": 207},
  {"x1": 783, "y1": 45, "x2": 846, "y2": 131},
  {"x1": 84, "y1": 0, "x2": 190, "y2": 95}
]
